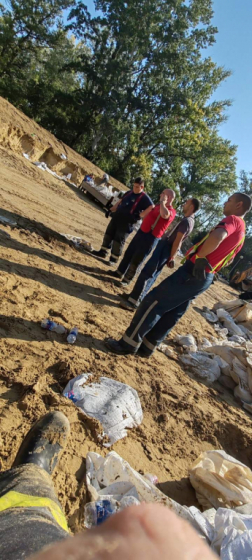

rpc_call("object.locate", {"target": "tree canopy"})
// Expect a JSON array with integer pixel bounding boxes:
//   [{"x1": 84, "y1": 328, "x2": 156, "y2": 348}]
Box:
[{"x1": 0, "y1": 0, "x2": 251, "y2": 232}]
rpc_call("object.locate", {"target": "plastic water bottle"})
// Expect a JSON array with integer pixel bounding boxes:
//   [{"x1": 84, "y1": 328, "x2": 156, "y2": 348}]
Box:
[
  {"x1": 84, "y1": 497, "x2": 140, "y2": 528},
  {"x1": 84, "y1": 500, "x2": 116, "y2": 528},
  {"x1": 41, "y1": 319, "x2": 66, "y2": 334},
  {"x1": 67, "y1": 327, "x2": 78, "y2": 344}
]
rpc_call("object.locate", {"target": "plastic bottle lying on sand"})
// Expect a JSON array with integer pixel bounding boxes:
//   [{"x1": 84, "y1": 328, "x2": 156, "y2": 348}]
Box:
[
  {"x1": 67, "y1": 327, "x2": 78, "y2": 344},
  {"x1": 84, "y1": 497, "x2": 139, "y2": 528},
  {"x1": 41, "y1": 319, "x2": 66, "y2": 334}
]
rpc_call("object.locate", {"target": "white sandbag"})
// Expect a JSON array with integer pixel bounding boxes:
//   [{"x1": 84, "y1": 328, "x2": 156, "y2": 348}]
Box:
[
  {"x1": 231, "y1": 303, "x2": 252, "y2": 324},
  {"x1": 229, "y1": 335, "x2": 247, "y2": 345},
  {"x1": 174, "y1": 334, "x2": 197, "y2": 352},
  {"x1": 85, "y1": 451, "x2": 212, "y2": 538},
  {"x1": 213, "y1": 299, "x2": 243, "y2": 313},
  {"x1": 218, "y1": 374, "x2": 236, "y2": 391},
  {"x1": 63, "y1": 374, "x2": 143, "y2": 446},
  {"x1": 205, "y1": 345, "x2": 234, "y2": 368},
  {"x1": 202, "y1": 310, "x2": 218, "y2": 323},
  {"x1": 216, "y1": 308, "x2": 245, "y2": 337},
  {"x1": 180, "y1": 352, "x2": 221, "y2": 383},
  {"x1": 234, "y1": 382, "x2": 252, "y2": 404},
  {"x1": 158, "y1": 344, "x2": 177, "y2": 359},
  {"x1": 189, "y1": 450, "x2": 252, "y2": 510},
  {"x1": 247, "y1": 366, "x2": 252, "y2": 395},
  {"x1": 212, "y1": 508, "x2": 252, "y2": 560},
  {"x1": 199, "y1": 338, "x2": 212, "y2": 350},
  {"x1": 213, "y1": 355, "x2": 230, "y2": 376}
]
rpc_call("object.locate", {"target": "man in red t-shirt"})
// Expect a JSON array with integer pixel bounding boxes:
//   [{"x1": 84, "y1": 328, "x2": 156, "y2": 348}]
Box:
[
  {"x1": 105, "y1": 192, "x2": 252, "y2": 357},
  {"x1": 109, "y1": 189, "x2": 176, "y2": 285}
]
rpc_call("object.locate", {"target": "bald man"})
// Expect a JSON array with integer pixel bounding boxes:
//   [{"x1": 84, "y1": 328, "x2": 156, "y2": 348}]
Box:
[{"x1": 109, "y1": 189, "x2": 176, "y2": 286}]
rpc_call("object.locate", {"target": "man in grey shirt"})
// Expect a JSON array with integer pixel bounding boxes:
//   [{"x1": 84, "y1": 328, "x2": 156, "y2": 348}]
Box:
[{"x1": 120, "y1": 198, "x2": 200, "y2": 311}]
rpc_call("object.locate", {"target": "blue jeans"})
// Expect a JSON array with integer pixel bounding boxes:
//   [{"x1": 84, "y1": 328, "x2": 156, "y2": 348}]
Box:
[
  {"x1": 120, "y1": 261, "x2": 214, "y2": 355},
  {"x1": 128, "y1": 237, "x2": 172, "y2": 305},
  {"x1": 117, "y1": 230, "x2": 159, "y2": 283}
]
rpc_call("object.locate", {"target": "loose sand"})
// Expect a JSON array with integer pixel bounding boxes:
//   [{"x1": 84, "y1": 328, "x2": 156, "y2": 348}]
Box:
[{"x1": 1, "y1": 97, "x2": 252, "y2": 533}]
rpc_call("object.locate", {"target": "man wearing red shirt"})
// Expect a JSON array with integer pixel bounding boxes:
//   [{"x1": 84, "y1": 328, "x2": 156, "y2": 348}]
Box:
[
  {"x1": 109, "y1": 189, "x2": 176, "y2": 285},
  {"x1": 106, "y1": 192, "x2": 251, "y2": 357}
]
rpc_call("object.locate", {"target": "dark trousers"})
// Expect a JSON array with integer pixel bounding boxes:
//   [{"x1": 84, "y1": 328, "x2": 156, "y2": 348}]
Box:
[
  {"x1": 128, "y1": 237, "x2": 172, "y2": 305},
  {"x1": 101, "y1": 214, "x2": 132, "y2": 262},
  {"x1": 120, "y1": 261, "x2": 214, "y2": 355},
  {"x1": 0, "y1": 464, "x2": 68, "y2": 560},
  {"x1": 117, "y1": 230, "x2": 159, "y2": 283}
]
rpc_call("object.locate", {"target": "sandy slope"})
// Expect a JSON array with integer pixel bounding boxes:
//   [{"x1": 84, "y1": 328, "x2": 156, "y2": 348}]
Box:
[{"x1": 1, "y1": 99, "x2": 252, "y2": 533}]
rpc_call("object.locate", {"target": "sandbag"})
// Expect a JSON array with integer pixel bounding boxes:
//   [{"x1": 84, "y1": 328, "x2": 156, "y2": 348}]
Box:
[
  {"x1": 218, "y1": 374, "x2": 236, "y2": 391},
  {"x1": 190, "y1": 450, "x2": 252, "y2": 510},
  {"x1": 174, "y1": 334, "x2": 197, "y2": 352},
  {"x1": 180, "y1": 351, "x2": 221, "y2": 383},
  {"x1": 234, "y1": 382, "x2": 252, "y2": 404},
  {"x1": 216, "y1": 308, "x2": 245, "y2": 337}
]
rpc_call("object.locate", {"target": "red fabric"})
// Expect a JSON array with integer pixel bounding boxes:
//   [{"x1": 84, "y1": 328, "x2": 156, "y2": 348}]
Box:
[
  {"x1": 141, "y1": 205, "x2": 176, "y2": 238},
  {"x1": 190, "y1": 215, "x2": 245, "y2": 272}
]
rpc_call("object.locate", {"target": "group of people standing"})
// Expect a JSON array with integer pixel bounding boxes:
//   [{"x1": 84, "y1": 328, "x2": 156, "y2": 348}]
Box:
[{"x1": 91, "y1": 177, "x2": 251, "y2": 357}]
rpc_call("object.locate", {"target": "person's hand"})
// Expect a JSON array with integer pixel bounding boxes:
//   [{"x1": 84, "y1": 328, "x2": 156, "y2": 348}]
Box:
[
  {"x1": 160, "y1": 192, "x2": 168, "y2": 204},
  {"x1": 167, "y1": 258, "x2": 175, "y2": 269},
  {"x1": 192, "y1": 257, "x2": 212, "y2": 281},
  {"x1": 32, "y1": 504, "x2": 217, "y2": 560}
]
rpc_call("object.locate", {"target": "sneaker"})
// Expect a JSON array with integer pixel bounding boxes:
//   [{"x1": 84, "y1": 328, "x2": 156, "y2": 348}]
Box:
[{"x1": 13, "y1": 411, "x2": 70, "y2": 475}]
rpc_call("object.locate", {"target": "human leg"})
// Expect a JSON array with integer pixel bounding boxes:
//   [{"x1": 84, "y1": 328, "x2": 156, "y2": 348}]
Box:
[
  {"x1": 138, "y1": 300, "x2": 190, "y2": 356},
  {"x1": 0, "y1": 412, "x2": 70, "y2": 560},
  {"x1": 110, "y1": 226, "x2": 131, "y2": 265},
  {"x1": 116, "y1": 230, "x2": 142, "y2": 275},
  {"x1": 93, "y1": 217, "x2": 117, "y2": 258},
  {"x1": 125, "y1": 239, "x2": 171, "y2": 306},
  {"x1": 107, "y1": 262, "x2": 213, "y2": 354},
  {"x1": 122, "y1": 235, "x2": 159, "y2": 285}
]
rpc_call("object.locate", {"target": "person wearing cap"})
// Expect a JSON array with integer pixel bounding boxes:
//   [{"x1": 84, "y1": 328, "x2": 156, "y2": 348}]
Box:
[
  {"x1": 92, "y1": 177, "x2": 153, "y2": 265},
  {"x1": 119, "y1": 197, "x2": 200, "y2": 310},
  {"x1": 105, "y1": 192, "x2": 251, "y2": 357},
  {"x1": 108, "y1": 189, "x2": 176, "y2": 285}
]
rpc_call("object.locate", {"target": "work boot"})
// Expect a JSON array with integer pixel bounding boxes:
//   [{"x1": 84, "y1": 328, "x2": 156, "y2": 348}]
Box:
[
  {"x1": 13, "y1": 411, "x2": 70, "y2": 475},
  {"x1": 92, "y1": 249, "x2": 107, "y2": 258},
  {"x1": 119, "y1": 298, "x2": 137, "y2": 311},
  {"x1": 105, "y1": 338, "x2": 136, "y2": 355},
  {"x1": 108, "y1": 270, "x2": 123, "y2": 278}
]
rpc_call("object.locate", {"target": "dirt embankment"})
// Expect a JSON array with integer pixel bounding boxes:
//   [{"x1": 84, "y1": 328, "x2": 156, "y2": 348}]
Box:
[{"x1": 1, "y1": 98, "x2": 252, "y2": 534}]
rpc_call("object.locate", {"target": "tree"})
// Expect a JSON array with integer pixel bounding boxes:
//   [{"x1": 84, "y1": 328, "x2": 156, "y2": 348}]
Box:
[{"x1": 0, "y1": 0, "x2": 75, "y2": 104}]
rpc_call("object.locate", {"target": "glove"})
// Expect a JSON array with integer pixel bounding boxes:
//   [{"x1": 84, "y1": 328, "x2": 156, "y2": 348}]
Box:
[
  {"x1": 167, "y1": 258, "x2": 175, "y2": 269},
  {"x1": 192, "y1": 257, "x2": 212, "y2": 281}
]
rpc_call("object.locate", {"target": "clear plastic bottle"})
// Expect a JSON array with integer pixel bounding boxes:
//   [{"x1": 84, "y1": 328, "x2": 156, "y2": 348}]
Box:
[
  {"x1": 84, "y1": 497, "x2": 140, "y2": 528},
  {"x1": 84, "y1": 500, "x2": 117, "y2": 528},
  {"x1": 67, "y1": 327, "x2": 78, "y2": 344},
  {"x1": 41, "y1": 319, "x2": 66, "y2": 334}
]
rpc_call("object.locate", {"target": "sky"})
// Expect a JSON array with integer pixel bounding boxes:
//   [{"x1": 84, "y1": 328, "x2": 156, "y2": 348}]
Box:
[{"x1": 204, "y1": 0, "x2": 252, "y2": 176}]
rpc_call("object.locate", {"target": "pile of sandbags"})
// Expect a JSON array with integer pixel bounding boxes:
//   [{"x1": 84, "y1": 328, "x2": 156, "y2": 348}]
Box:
[{"x1": 173, "y1": 323, "x2": 252, "y2": 410}]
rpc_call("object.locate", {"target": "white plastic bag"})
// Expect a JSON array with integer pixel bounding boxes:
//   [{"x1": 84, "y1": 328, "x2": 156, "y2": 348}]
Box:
[
  {"x1": 190, "y1": 450, "x2": 252, "y2": 510},
  {"x1": 63, "y1": 374, "x2": 143, "y2": 446},
  {"x1": 85, "y1": 451, "x2": 209, "y2": 534}
]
